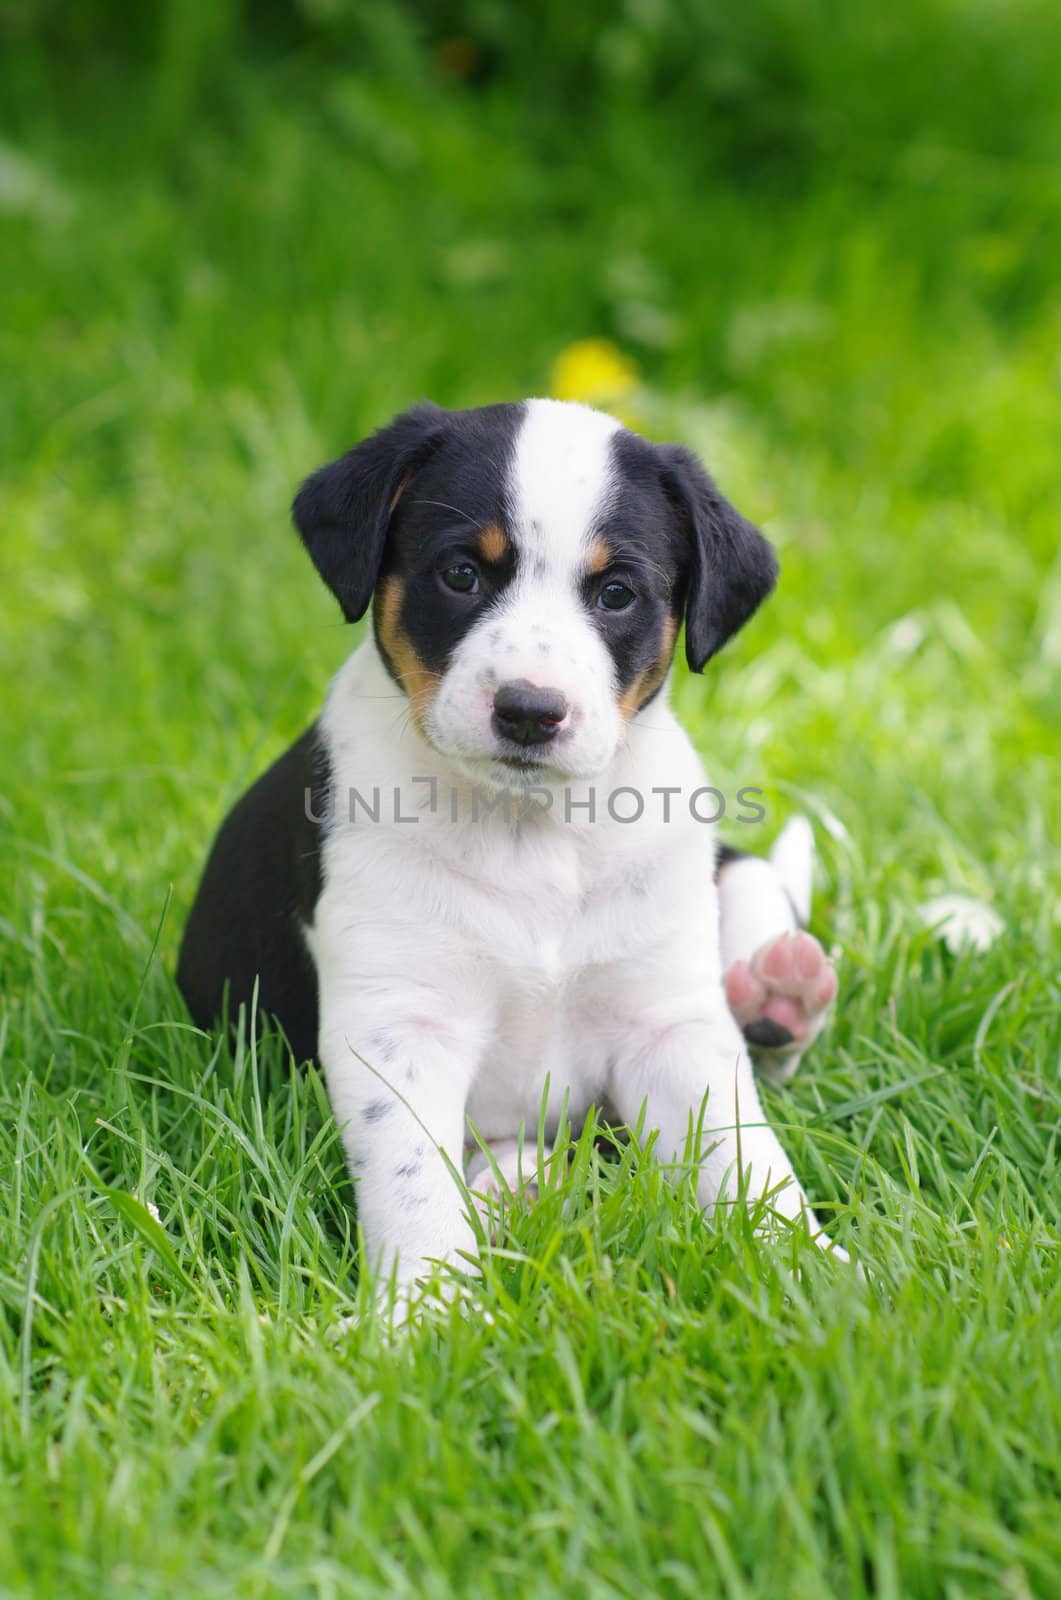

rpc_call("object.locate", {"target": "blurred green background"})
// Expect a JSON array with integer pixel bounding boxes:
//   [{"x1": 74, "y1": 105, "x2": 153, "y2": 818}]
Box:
[{"x1": 2, "y1": 6, "x2": 1060, "y2": 1596}]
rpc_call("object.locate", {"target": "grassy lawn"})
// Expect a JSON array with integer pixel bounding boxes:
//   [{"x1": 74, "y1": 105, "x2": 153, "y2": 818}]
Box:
[{"x1": 2, "y1": 8, "x2": 1059, "y2": 1596}]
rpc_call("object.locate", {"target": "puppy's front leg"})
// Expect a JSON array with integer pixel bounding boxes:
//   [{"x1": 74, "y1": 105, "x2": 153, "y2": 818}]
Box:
[
  {"x1": 318, "y1": 1003, "x2": 481, "y2": 1310},
  {"x1": 608, "y1": 997, "x2": 839, "y2": 1249}
]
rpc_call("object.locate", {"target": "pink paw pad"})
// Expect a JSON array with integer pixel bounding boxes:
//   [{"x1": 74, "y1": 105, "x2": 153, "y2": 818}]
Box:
[{"x1": 724, "y1": 931, "x2": 837, "y2": 1049}]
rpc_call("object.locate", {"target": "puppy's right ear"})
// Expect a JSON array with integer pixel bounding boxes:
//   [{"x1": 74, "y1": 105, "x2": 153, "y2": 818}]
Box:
[{"x1": 292, "y1": 402, "x2": 450, "y2": 621}]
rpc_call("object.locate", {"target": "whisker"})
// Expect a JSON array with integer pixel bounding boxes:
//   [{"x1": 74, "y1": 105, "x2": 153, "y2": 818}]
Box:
[
  {"x1": 631, "y1": 718, "x2": 683, "y2": 734},
  {"x1": 410, "y1": 497, "x2": 481, "y2": 525}
]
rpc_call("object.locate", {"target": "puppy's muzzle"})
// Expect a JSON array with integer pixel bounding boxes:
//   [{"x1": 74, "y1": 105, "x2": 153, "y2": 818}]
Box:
[{"x1": 492, "y1": 680, "x2": 569, "y2": 747}]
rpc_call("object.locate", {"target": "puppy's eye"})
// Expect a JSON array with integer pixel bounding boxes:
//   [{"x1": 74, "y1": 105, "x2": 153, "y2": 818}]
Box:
[
  {"x1": 441, "y1": 563, "x2": 480, "y2": 595},
  {"x1": 598, "y1": 580, "x2": 635, "y2": 612}
]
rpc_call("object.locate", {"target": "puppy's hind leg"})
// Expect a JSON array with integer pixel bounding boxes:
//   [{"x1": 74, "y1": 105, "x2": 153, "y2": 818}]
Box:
[{"x1": 718, "y1": 817, "x2": 837, "y2": 1085}]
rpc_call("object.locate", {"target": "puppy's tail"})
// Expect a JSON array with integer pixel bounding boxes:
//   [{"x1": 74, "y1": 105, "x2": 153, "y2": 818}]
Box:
[{"x1": 768, "y1": 815, "x2": 815, "y2": 926}]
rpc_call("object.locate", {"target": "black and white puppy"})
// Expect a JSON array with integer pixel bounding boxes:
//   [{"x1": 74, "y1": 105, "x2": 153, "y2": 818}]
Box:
[{"x1": 178, "y1": 399, "x2": 842, "y2": 1311}]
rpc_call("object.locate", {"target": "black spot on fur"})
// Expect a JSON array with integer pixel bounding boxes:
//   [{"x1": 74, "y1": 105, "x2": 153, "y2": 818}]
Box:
[{"x1": 363, "y1": 1099, "x2": 394, "y2": 1124}]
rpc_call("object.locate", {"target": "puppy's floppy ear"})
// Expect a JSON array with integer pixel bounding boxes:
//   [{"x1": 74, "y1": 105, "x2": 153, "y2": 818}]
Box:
[
  {"x1": 658, "y1": 444, "x2": 779, "y2": 672},
  {"x1": 292, "y1": 402, "x2": 450, "y2": 621}
]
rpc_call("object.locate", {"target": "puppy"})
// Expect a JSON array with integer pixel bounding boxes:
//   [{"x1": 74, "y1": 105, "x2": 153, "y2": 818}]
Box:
[{"x1": 178, "y1": 399, "x2": 842, "y2": 1310}]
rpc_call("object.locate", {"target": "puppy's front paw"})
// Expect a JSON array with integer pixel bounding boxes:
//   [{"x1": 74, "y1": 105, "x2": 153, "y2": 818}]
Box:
[
  {"x1": 724, "y1": 931, "x2": 837, "y2": 1083},
  {"x1": 330, "y1": 1271, "x2": 486, "y2": 1342}
]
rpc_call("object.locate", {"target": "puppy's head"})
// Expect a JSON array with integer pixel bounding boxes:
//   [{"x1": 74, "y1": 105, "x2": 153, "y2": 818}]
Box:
[{"x1": 293, "y1": 399, "x2": 777, "y2": 786}]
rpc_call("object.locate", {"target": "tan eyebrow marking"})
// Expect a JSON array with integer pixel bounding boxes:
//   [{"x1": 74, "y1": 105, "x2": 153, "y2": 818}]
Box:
[
  {"x1": 477, "y1": 523, "x2": 509, "y2": 564},
  {"x1": 585, "y1": 537, "x2": 613, "y2": 575}
]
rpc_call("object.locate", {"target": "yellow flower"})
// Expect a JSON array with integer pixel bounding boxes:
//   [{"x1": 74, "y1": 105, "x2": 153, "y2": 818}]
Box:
[{"x1": 550, "y1": 339, "x2": 639, "y2": 406}]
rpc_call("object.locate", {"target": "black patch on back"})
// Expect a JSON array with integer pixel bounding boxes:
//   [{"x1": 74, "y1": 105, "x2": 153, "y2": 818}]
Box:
[{"x1": 177, "y1": 725, "x2": 331, "y2": 1065}]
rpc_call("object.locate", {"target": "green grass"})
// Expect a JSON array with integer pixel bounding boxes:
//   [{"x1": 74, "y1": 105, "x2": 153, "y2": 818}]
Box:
[{"x1": 2, "y1": 10, "x2": 1060, "y2": 1597}]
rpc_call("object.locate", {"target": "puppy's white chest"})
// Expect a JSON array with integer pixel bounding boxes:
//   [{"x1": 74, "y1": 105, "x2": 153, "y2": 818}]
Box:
[
  {"x1": 464, "y1": 961, "x2": 599, "y2": 1142},
  {"x1": 460, "y1": 842, "x2": 652, "y2": 1140}
]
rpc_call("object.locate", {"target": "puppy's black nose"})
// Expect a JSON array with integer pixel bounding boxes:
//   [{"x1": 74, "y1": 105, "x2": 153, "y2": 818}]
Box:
[{"x1": 492, "y1": 680, "x2": 569, "y2": 746}]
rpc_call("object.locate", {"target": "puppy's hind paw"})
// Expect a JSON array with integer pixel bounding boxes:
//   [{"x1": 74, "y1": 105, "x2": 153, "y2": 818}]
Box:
[{"x1": 725, "y1": 930, "x2": 837, "y2": 1084}]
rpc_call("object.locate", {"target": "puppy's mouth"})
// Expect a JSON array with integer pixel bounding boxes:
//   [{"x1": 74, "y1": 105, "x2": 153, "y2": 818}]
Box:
[
  {"x1": 495, "y1": 752, "x2": 545, "y2": 773},
  {"x1": 456, "y1": 745, "x2": 569, "y2": 790},
  {"x1": 489, "y1": 749, "x2": 558, "y2": 786}
]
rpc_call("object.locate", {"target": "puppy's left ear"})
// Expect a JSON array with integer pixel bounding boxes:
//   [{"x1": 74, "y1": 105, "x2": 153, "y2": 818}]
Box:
[
  {"x1": 292, "y1": 402, "x2": 451, "y2": 621},
  {"x1": 659, "y1": 444, "x2": 779, "y2": 672}
]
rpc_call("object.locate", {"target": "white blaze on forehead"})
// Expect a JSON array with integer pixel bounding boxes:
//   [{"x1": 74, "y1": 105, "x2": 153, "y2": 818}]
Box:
[
  {"x1": 427, "y1": 399, "x2": 628, "y2": 778},
  {"x1": 508, "y1": 400, "x2": 621, "y2": 578}
]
